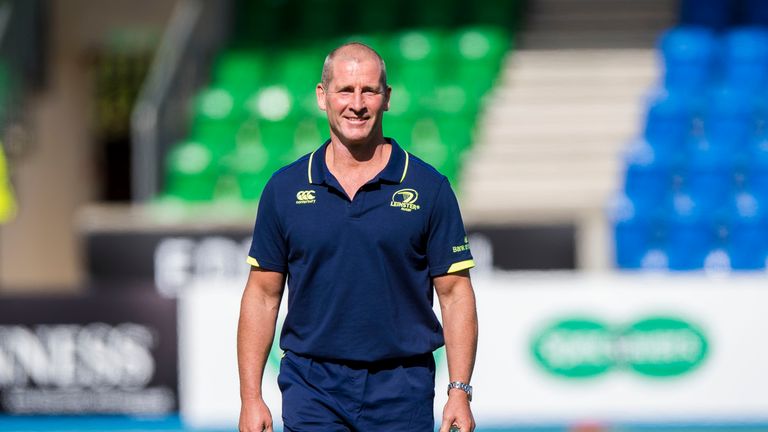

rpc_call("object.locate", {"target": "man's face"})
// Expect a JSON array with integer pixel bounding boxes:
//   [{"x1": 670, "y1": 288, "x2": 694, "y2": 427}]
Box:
[{"x1": 317, "y1": 57, "x2": 391, "y2": 145}]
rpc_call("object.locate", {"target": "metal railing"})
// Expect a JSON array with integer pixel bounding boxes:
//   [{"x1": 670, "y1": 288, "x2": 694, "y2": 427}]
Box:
[{"x1": 131, "y1": 0, "x2": 231, "y2": 202}]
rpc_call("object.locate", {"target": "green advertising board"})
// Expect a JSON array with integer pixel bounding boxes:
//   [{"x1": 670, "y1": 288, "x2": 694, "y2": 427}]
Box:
[{"x1": 531, "y1": 316, "x2": 708, "y2": 379}]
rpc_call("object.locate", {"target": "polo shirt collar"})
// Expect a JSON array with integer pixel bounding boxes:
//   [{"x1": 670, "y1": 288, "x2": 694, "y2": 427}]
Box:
[{"x1": 307, "y1": 138, "x2": 409, "y2": 185}]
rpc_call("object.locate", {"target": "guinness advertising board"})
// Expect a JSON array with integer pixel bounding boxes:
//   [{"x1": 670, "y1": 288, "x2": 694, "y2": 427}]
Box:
[{"x1": 0, "y1": 292, "x2": 177, "y2": 415}]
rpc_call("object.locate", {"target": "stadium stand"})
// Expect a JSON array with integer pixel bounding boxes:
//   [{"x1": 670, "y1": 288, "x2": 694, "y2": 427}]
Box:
[
  {"x1": 162, "y1": 24, "x2": 512, "y2": 202},
  {"x1": 614, "y1": 1, "x2": 768, "y2": 270},
  {"x1": 462, "y1": 0, "x2": 673, "y2": 269}
]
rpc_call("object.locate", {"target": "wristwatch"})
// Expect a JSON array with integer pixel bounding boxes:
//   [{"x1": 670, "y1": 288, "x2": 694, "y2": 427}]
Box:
[{"x1": 447, "y1": 381, "x2": 473, "y2": 401}]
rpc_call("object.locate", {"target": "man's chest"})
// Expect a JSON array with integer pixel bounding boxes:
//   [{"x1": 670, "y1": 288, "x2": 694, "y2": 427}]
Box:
[{"x1": 281, "y1": 184, "x2": 429, "y2": 258}]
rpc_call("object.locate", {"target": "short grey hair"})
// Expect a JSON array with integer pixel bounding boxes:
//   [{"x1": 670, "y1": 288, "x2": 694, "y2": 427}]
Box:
[{"x1": 321, "y1": 42, "x2": 387, "y2": 91}]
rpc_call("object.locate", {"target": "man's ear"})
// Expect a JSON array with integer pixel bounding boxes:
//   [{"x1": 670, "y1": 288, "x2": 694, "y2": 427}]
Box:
[
  {"x1": 384, "y1": 85, "x2": 392, "y2": 111},
  {"x1": 316, "y1": 84, "x2": 327, "y2": 111}
]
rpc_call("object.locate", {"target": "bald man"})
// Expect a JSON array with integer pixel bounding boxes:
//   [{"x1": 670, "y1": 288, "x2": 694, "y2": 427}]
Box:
[{"x1": 238, "y1": 43, "x2": 478, "y2": 432}]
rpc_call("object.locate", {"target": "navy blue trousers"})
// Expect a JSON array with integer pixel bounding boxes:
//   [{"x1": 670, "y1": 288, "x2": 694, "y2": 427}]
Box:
[{"x1": 278, "y1": 351, "x2": 436, "y2": 431}]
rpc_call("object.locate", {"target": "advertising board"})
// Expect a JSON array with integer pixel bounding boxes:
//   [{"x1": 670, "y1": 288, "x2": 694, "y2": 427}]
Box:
[{"x1": 0, "y1": 292, "x2": 177, "y2": 415}]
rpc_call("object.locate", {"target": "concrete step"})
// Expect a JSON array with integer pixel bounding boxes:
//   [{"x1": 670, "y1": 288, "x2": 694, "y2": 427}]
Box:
[
  {"x1": 467, "y1": 143, "x2": 627, "y2": 160},
  {"x1": 497, "y1": 83, "x2": 651, "y2": 102},
  {"x1": 477, "y1": 118, "x2": 641, "y2": 137},
  {"x1": 526, "y1": 11, "x2": 674, "y2": 33},
  {"x1": 526, "y1": 0, "x2": 678, "y2": 16},
  {"x1": 487, "y1": 104, "x2": 643, "y2": 123},
  {"x1": 520, "y1": 30, "x2": 663, "y2": 50}
]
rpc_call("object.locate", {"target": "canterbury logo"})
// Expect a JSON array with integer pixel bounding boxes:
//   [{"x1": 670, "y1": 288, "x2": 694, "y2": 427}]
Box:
[
  {"x1": 390, "y1": 188, "x2": 420, "y2": 212},
  {"x1": 295, "y1": 190, "x2": 316, "y2": 204}
]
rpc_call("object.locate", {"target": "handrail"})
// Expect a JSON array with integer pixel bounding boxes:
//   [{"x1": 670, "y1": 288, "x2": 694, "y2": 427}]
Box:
[{"x1": 131, "y1": 0, "x2": 230, "y2": 202}]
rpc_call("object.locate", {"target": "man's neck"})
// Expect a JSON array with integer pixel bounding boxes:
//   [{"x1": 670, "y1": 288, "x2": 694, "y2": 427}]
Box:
[
  {"x1": 325, "y1": 134, "x2": 391, "y2": 201},
  {"x1": 327, "y1": 134, "x2": 389, "y2": 173}
]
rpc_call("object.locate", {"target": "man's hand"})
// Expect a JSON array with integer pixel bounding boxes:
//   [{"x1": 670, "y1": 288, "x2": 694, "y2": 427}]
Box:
[
  {"x1": 239, "y1": 397, "x2": 274, "y2": 432},
  {"x1": 439, "y1": 390, "x2": 475, "y2": 432}
]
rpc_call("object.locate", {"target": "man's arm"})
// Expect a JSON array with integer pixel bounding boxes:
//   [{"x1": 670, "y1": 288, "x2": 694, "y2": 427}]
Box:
[
  {"x1": 434, "y1": 269, "x2": 478, "y2": 432},
  {"x1": 237, "y1": 266, "x2": 286, "y2": 432}
]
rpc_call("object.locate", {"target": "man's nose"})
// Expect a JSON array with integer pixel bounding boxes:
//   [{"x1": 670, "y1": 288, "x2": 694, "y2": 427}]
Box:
[{"x1": 350, "y1": 90, "x2": 365, "y2": 112}]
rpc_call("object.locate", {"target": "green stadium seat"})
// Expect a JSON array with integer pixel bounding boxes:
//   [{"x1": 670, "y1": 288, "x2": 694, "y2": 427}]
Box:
[
  {"x1": 194, "y1": 86, "x2": 241, "y2": 122},
  {"x1": 292, "y1": 117, "x2": 325, "y2": 159},
  {"x1": 278, "y1": 49, "x2": 324, "y2": 96},
  {"x1": 213, "y1": 50, "x2": 267, "y2": 95},
  {"x1": 466, "y1": 0, "x2": 520, "y2": 29},
  {"x1": 389, "y1": 29, "x2": 445, "y2": 66},
  {"x1": 225, "y1": 140, "x2": 272, "y2": 201},
  {"x1": 191, "y1": 86, "x2": 243, "y2": 158},
  {"x1": 446, "y1": 26, "x2": 510, "y2": 100},
  {"x1": 294, "y1": 0, "x2": 342, "y2": 40},
  {"x1": 165, "y1": 140, "x2": 219, "y2": 201},
  {"x1": 244, "y1": 84, "x2": 295, "y2": 121},
  {"x1": 335, "y1": 33, "x2": 391, "y2": 62},
  {"x1": 408, "y1": 118, "x2": 459, "y2": 182},
  {"x1": 409, "y1": 0, "x2": 459, "y2": 28},
  {"x1": 234, "y1": 119, "x2": 287, "y2": 173}
]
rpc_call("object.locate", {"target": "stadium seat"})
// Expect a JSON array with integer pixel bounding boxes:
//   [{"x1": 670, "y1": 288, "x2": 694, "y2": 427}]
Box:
[
  {"x1": 611, "y1": 193, "x2": 659, "y2": 269},
  {"x1": 726, "y1": 191, "x2": 768, "y2": 269},
  {"x1": 388, "y1": 30, "x2": 444, "y2": 105},
  {"x1": 678, "y1": 0, "x2": 736, "y2": 30},
  {"x1": 213, "y1": 50, "x2": 266, "y2": 96},
  {"x1": 665, "y1": 192, "x2": 717, "y2": 270},
  {"x1": 643, "y1": 90, "x2": 694, "y2": 160},
  {"x1": 622, "y1": 139, "x2": 673, "y2": 215},
  {"x1": 742, "y1": 0, "x2": 768, "y2": 26},
  {"x1": 745, "y1": 138, "x2": 768, "y2": 201},
  {"x1": 722, "y1": 27, "x2": 768, "y2": 92},
  {"x1": 190, "y1": 86, "x2": 244, "y2": 158},
  {"x1": 409, "y1": 118, "x2": 459, "y2": 183},
  {"x1": 446, "y1": 26, "x2": 509, "y2": 104},
  {"x1": 277, "y1": 49, "x2": 325, "y2": 97},
  {"x1": 226, "y1": 141, "x2": 272, "y2": 201},
  {"x1": 682, "y1": 136, "x2": 735, "y2": 215},
  {"x1": 659, "y1": 27, "x2": 717, "y2": 94},
  {"x1": 165, "y1": 140, "x2": 219, "y2": 201},
  {"x1": 702, "y1": 86, "x2": 757, "y2": 153}
]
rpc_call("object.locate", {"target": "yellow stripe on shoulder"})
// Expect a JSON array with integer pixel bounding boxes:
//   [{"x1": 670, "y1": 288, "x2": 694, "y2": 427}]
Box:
[
  {"x1": 246, "y1": 256, "x2": 260, "y2": 267},
  {"x1": 447, "y1": 259, "x2": 475, "y2": 274}
]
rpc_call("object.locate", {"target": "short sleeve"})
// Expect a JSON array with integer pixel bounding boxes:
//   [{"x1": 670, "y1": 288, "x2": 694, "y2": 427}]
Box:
[
  {"x1": 246, "y1": 180, "x2": 288, "y2": 273},
  {"x1": 426, "y1": 178, "x2": 474, "y2": 276}
]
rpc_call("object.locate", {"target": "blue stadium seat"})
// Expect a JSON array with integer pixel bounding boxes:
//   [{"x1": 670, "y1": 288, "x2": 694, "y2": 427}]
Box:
[
  {"x1": 741, "y1": 0, "x2": 768, "y2": 28},
  {"x1": 725, "y1": 192, "x2": 768, "y2": 270},
  {"x1": 702, "y1": 86, "x2": 758, "y2": 152},
  {"x1": 623, "y1": 139, "x2": 673, "y2": 215},
  {"x1": 611, "y1": 193, "x2": 666, "y2": 270},
  {"x1": 745, "y1": 138, "x2": 768, "y2": 201},
  {"x1": 659, "y1": 27, "x2": 717, "y2": 94},
  {"x1": 665, "y1": 192, "x2": 717, "y2": 270},
  {"x1": 679, "y1": 0, "x2": 736, "y2": 30},
  {"x1": 683, "y1": 136, "x2": 735, "y2": 215},
  {"x1": 722, "y1": 27, "x2": 768, "y2": 92},
  {"x1": 643, "y1": 91, "x2": 693, "y2": 163}
]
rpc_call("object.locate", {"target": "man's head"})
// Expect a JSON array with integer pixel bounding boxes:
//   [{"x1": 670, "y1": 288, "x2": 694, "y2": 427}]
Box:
[{"x1": 316, "y1": 43, "x2": 391, "y2": 146}]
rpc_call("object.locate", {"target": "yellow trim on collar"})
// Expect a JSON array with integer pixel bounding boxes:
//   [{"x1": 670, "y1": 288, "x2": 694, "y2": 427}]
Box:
[
  {"x1": 307, "y1": 150, "x2": 316, "y2": 183},
  {"x1": 400, "y1": 150, "x2": 409, "y2": 183},
  {"x1": 446, "y1": 259, "x2": 475, "y2": 274},
  {"x1": 246, "y1": 256, "x2": 260, "y2": 267}
]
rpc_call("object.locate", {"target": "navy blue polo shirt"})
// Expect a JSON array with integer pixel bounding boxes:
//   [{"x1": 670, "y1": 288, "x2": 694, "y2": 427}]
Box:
[{"x1": 246, "y1": 138, "x2": 474, "y2": 362}]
